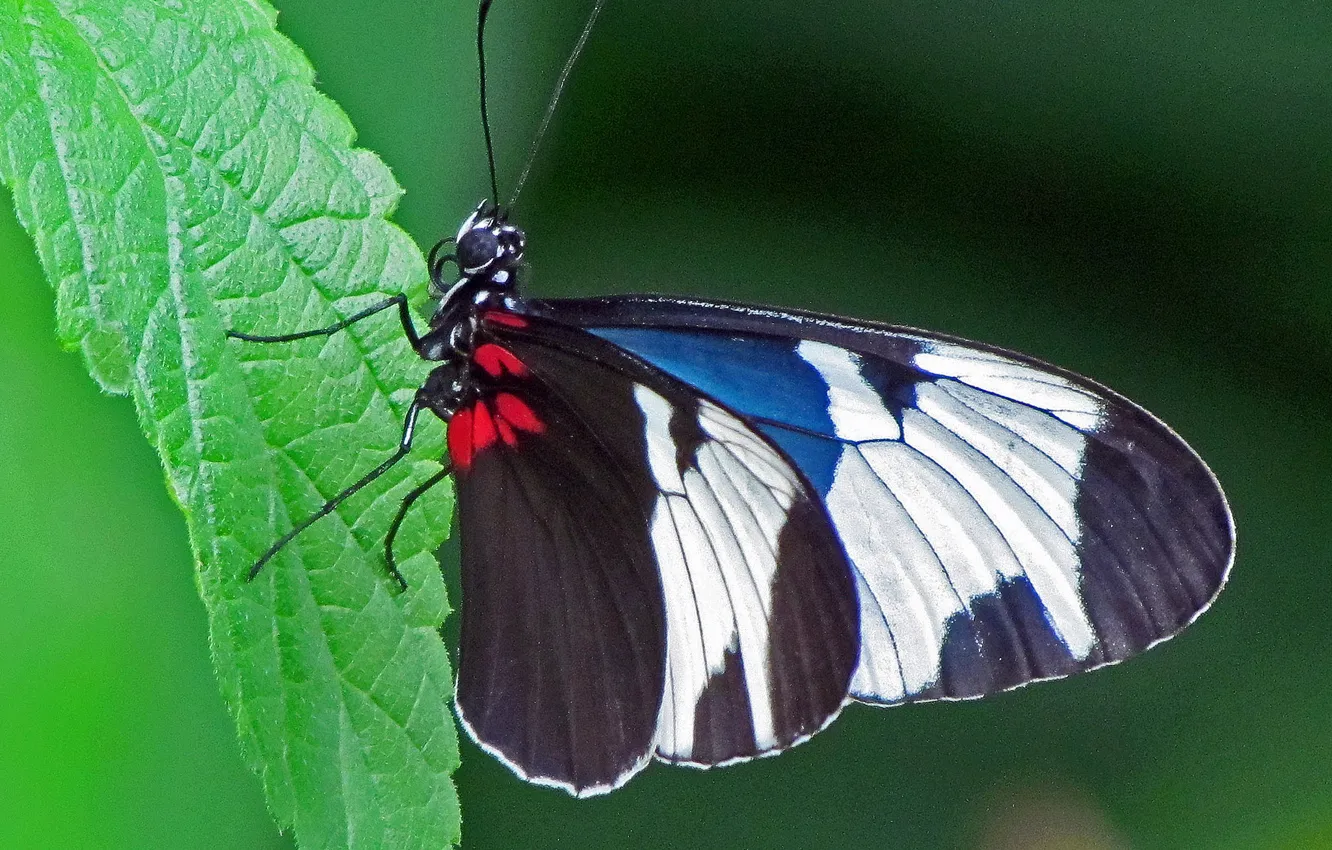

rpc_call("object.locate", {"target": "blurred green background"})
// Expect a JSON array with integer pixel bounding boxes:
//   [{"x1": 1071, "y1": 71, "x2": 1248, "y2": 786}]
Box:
[{"x1": 3, "y1": 1, "x2": 1330, "y2": 847}]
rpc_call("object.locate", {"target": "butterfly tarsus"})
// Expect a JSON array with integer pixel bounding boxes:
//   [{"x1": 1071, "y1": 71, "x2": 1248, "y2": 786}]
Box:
[
  {"x1": 384, "y1": 462, "x2": 454, "y2": 591},
  {"x1": 245, "y1": 396, "x2": 427, "y2": 585},
  {"x1": 225, "y1": 293, "x2": 425, "y2": 353}
]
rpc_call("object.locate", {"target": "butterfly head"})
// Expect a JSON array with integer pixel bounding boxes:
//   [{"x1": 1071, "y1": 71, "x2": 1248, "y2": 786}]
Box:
[{"x1": 455, "y1": 201, "x2": 525, "y2": 283}]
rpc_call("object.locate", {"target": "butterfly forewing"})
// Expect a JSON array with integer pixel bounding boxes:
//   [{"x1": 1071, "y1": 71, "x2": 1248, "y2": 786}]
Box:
[
  {"x1": 451, "y1": 312, "x2": 859, "y2": 794},
  {"x1": 544, "y1": 295, "x2": 1233, "y2": 706}
]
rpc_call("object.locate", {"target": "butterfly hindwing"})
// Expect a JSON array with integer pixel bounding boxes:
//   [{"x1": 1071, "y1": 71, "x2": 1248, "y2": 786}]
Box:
[
  {"x1": 544, "y1": 295, "x2": 1233, "y2": 706},
  {"x1": 451, "y1": 356, "x2": 667, "y2": 795},
  {"x1": 451, "y1": 312, "x2": 859, "y2": 794}
]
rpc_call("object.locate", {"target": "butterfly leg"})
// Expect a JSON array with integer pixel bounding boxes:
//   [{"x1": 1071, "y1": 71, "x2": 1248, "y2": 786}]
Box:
[
  {"x1": 383, "y1": 462, "x2": 454, "y2": 591},
  {"x1": 226, "y1": 293, "x2": 426, "y2": 353},
  {"x1": 246, "y1": 396, "x2": 427, "y2": 582}
]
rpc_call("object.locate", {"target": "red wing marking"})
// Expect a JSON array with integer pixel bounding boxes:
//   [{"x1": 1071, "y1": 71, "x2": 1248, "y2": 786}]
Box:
[
  {"x1": 471, "y1": 399, "x2": 499, "y2": 452},
  {"x1": 482, "y1": 311, "x2": 529, "y2": 329},
  {"x1": 449, "y1": 406, "x2": 475, "y2": 470},
  {"x1": 495, "y1": 417, "x2": 518, "y2": 446},
  {"x1": 449, "y1": 393, "x2": 546, "y2": 471},
  {"x1": 493, "y1": 392, "x2": 545, "y2": 435},
  {"x1": 473, "y1": 343, "x2": 528, "y2": 378}
]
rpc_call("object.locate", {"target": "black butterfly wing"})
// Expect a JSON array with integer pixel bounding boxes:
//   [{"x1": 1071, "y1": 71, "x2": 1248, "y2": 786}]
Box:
[
  {"x1": 541, "y1": 295, "x2": 1233, "y2": 705},
  {"x1": 450, "y1": 311, "x2": 858, "y2": 795},
  {"x1": 450, "y1": 346, "x2": 666, "y2": 795}
]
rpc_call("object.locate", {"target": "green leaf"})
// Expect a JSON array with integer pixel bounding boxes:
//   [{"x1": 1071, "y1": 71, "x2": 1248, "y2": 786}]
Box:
[{"x1": 0, "y1": 2, "x2": 461, "y2": 847}]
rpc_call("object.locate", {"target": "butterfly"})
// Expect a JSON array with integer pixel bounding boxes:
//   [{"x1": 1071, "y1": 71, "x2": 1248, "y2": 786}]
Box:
[
  {"x1": 227, "y1": 0, "x2": 1232, "y2": 799},
  {"x1": 231, "y1": 200, "x2": 1232, "y2": 797}
]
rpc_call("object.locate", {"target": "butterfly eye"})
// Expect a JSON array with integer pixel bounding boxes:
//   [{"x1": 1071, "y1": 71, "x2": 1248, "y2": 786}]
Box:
[{"x1": 457, "y1": 226, "x2": 502, "y2": 273}]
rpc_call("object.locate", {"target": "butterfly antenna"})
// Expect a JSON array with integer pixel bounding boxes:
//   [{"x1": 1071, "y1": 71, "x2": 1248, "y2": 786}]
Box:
[
  {"x1": 477, "y1": 0, "x2": 501, "y2": 210},
  {"x1": 507, "y1": 0, "x2": 609, "y2": 209}
]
